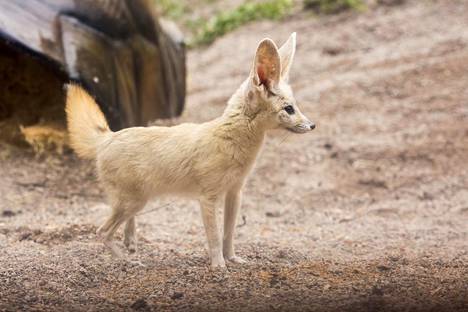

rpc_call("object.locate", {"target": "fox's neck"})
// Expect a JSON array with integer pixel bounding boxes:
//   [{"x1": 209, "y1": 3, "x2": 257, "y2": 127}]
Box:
[{"x1": 215, "y1": 81, "x2": 266, "y2": 159}]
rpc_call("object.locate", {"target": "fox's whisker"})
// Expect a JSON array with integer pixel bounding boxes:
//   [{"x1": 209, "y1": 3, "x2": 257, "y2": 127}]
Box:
[
  {"x1": 137, "y1": 202, "x2": 175, "y2": 216},
  {"x1": 278, "y1": 132, "x2": 292, "y2": 147}
]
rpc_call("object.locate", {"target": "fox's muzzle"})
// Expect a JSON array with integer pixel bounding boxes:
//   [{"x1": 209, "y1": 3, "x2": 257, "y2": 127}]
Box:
[{"x1": 288, "y1": 121, "x2": 315, "y2": 133}]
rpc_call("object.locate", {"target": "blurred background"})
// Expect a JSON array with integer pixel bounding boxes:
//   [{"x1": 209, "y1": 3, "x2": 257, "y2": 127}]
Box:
[{"x1": 0, "y1": 0, "x2": 467, "y2": 311}]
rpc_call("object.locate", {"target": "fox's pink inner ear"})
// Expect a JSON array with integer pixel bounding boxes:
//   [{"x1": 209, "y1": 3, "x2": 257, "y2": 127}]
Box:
[
  {"x1": 253, "y1": 38, "x2": 281, "y2": 89},
  {"x1": 257, "y1": 65, "x2": 268, "y2": 86}
]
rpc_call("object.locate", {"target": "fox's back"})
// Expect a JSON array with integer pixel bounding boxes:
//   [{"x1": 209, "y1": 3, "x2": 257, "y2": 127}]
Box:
[
  {"x1": 96, "y1": 118, "x2": 260, "y2": 199},
  {"x1": 96, "y1": 123, "x2": 197, "y2": 194},
  {"x1": 96, "y1": 120, "x2": 245, "y2": 198}
]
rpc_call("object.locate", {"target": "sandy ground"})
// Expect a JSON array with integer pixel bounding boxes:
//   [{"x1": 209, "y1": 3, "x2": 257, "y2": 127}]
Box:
[{"x1": 1, "y1": 0, "x2": 468, "y2": 311}]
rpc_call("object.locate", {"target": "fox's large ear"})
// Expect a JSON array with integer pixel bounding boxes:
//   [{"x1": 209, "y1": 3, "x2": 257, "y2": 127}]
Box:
[
  {"x1": 278, "y1": 32, "x2": 296, "y2": 81},
  {"x1": 251, "y1": 38, "x2": 281, "y2": 90}
]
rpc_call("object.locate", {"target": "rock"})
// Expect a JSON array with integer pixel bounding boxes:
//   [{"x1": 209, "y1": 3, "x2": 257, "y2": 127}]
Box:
[
  {"x1": 170, "y1": 292, "x2": 184, "y2": 300},
  {"x1": 358, "y1": 179, "x2": 388, "y2": 189},
  {"x1": 131, "y1": 298, "x2": 150, "y2": 311},
  {"x1": 371, "y1": 285, "x2": 384, "y2": 296},
  {"x1": 377, "y1": 264, "x2": 391, "y2": 271},
  {"x1": 1, "y1": 210, "x2": 16, "y2": 217},
  {"x1": 323, "y1": 45, "x2": 345, "y2": 56},
  {"x1": 266, "y1": 211, "x2": 281, "y2": 218}
]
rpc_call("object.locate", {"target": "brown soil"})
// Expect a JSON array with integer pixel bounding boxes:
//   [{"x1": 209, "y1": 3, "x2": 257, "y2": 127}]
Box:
[{"x1": 1, "y1": 1, "x2": 468, "y2": 311}]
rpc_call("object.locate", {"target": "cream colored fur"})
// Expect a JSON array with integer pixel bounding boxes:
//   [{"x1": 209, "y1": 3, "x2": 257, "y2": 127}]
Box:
[{"x1": 65, "y1": 33, "x2": 314, "y2": 269}]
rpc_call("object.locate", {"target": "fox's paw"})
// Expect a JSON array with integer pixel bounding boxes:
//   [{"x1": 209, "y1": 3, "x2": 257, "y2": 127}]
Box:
[
  {"x1": 102, "y1": 240, "x2": 125, "y2": 259},
  {"x1": 124, "y1": 239, "x2": 137, "y2": 254},
  {"x1": 226, "y1": 255, "x2": 247, "y2": 264},
  {"x1": 210, "y1": 259, "x2": 227, "y2": 270}
]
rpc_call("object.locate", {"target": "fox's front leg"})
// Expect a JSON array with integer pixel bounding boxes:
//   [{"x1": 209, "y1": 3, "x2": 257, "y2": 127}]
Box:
[
  {"x1": 200, "y1": 196, "x2": 226, "y2": 269},
  {"x1": 123, "y1": 217, "x2": 137, "y2": 253},
  {"x1": 223, "y1": 186, "x2": 246, "y2": 264}
]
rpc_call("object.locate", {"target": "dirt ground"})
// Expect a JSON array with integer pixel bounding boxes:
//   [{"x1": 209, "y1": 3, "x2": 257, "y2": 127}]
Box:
[{"x1": 1, "y1": 1, "x2": 468, "y2": 311}]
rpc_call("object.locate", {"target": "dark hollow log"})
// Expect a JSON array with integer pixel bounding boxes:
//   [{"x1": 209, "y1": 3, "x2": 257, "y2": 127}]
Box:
[{"x1": 0, "y1": 0, "x2": 186, "y2": 131}]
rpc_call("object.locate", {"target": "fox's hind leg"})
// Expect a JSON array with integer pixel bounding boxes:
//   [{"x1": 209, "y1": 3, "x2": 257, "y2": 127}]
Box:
[
  {"x1": 123, "y1": 217, "x2": 137, "y2": 253},
  {"x1": 97, "y1": 195, "x2": 145, "y2": 259}
]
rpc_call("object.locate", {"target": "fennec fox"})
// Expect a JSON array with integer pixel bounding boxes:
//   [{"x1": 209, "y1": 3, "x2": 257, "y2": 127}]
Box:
[
  {"x1": 65, "y1": 33, "x2": 315, "y2": 269},
  {"x1": 20, "y1": 124, "x2": 67, "y2": 156}
]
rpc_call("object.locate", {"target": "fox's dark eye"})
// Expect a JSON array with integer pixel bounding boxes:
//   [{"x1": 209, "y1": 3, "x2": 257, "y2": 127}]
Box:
[{"x1": 284, "y1": 105, "x2": 295, "y2": 115}]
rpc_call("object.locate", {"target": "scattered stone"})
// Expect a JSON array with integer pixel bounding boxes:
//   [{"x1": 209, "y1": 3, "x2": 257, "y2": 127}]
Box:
[
  {"x1": 170, "y1": 292, "x2": 184, "y2": 300},
  {"x1": 19, "y1": 231, "x2": 32, "y2": 241},
  {"x1": 371, "y1": 285, "x2": 384, "y2": 296},
  {"x1": 277, "y1": 250, "x2": 288, "y2": 259},
  {"x1": 358, "y1": 179, "x2": 388, "y2": 189},
  {"x1": 2, "y1": 209, "x2": 16, "y2": 217},
  {"x1": 377, "y1": 264, "x2": 391, "y2": 272},
  {"x1": 270, "y1": 274, "x2": 281, "y2": 287},
  {"x1": 322, "y1": 45, "x2": 344, "y2": 56},
  {"x1": 131, "y1": 298, "x2": 150, "y2": 311},
  {"x1": 266, "y1": 211, "x2": 281, "y2": 218},
  {"x1": 419, "y1": 192, "x2": 434, "y2": 201}
]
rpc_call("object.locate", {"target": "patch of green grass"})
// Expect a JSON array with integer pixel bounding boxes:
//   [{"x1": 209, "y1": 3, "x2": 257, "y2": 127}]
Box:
[
  {"x1": 154, "y1": 0, "x2": 189, "y2": 20},
  {"x1": 304, "y1": 0, "x2": 365, "y2": 14},
  {"x1": 155, "y1": 0, "x2": 363, "y2": 48},
  {"x1": 192, "y1": 0, "x2": 293, "y2": 46},
  {"x1": 156, "y1": 0, "x2": 292, "y2": 47}
]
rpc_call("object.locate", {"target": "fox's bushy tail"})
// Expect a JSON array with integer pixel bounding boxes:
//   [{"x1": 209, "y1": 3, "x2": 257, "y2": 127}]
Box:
[{"x1": 65, "y1": 84, "x2": 111, "y2": 159}]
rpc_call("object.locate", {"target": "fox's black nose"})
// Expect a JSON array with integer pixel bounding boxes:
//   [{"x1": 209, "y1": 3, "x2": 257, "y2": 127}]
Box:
[{"x1": 310, "y1": 123, "x2": 316, "y2": 130}]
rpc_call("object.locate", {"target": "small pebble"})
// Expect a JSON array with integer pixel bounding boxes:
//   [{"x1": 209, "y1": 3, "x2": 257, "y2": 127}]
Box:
[{"x1": 170, "y1": 292, "x2": 184, "y2": 300}]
